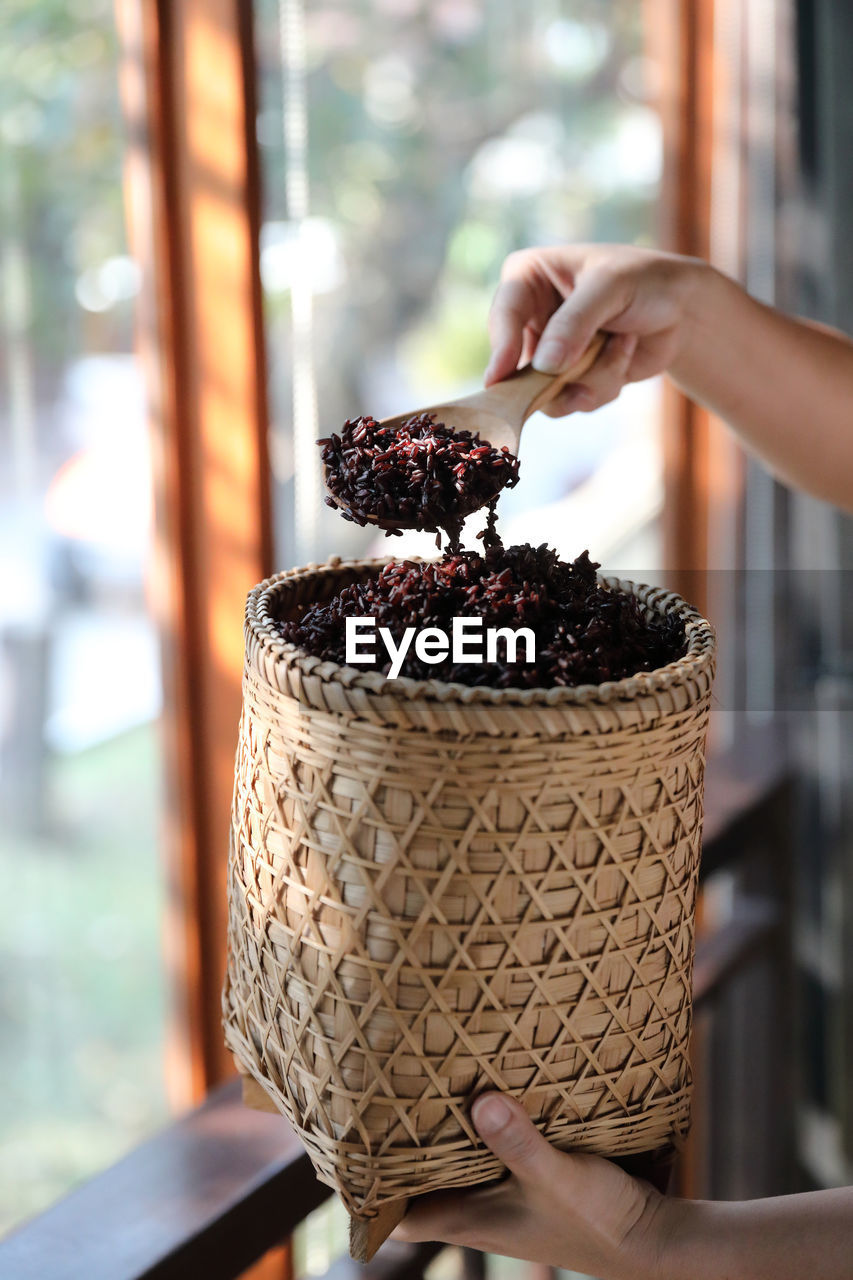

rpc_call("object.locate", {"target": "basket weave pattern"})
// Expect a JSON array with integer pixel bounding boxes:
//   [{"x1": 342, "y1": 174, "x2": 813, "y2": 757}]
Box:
[{"x1": 223, "y1": 558, "x2": 715, "y2": 1215}]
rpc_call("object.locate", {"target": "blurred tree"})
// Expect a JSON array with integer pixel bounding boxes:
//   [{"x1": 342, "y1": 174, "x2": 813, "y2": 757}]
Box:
[{"x1": 1, "y1": 0, "x2": 130, "y2": 423}]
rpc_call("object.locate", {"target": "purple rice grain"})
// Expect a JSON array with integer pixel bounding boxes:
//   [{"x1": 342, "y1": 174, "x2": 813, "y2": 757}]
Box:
[
  {"x1": 319, "y1": 413, "x2": 520, "y2": 552},
  {"x1": 278, "y1": 545, "x2": 687, "y2": 689}
]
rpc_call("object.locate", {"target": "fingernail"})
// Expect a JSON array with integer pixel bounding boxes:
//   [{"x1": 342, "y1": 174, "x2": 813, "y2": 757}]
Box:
[
  {"x1": 483, "y1": 356, "x2": 498, "y2": 383},
  {"x1": 621, "y1": 333, "x2": 638, "y2": 355},
  {"x1": 472, "y1": 1094, "x2": 511, "y2": 1135},
  {"x1": 532, "y1": 339, "x2": 568, "y2": 374}
]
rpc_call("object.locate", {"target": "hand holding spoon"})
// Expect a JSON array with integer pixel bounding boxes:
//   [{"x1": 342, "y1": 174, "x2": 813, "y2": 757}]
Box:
[{"x1": 320, "y1": 333, "x2": 607, "y2": 539}]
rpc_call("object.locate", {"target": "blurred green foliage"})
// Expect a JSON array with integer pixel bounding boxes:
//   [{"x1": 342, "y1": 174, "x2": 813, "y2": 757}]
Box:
[
  {"x1": 0, "y1": 725, "x2": 166, "y2": 1235},
  {"x1": 1, "y1": 0, "x2": 129, "y2": 387}
]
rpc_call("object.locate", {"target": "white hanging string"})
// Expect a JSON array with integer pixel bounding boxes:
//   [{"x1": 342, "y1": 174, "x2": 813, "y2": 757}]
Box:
[
  {"x1": 278, "y1": 0, "x2": 320, "y2": 564},
  {"x1": 1, "y1": 155, "x2": 37, "y2": 501}
]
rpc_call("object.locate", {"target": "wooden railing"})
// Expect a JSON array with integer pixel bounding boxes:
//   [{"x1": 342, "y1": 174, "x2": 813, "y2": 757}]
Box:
[{"x1": 0, "y1": 728, "x2": 792, "y2": 1280}]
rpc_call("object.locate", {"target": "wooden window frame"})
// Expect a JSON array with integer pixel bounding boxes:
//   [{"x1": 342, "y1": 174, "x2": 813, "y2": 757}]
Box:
[{"x1": 116, "y1": 0, "x2": 273, "y2": 1102}]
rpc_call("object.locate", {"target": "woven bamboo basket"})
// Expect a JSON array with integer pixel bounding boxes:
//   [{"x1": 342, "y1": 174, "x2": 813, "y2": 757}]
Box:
[{"x1": 223, "y1": 555, "x2": 716, "y2": 1257}]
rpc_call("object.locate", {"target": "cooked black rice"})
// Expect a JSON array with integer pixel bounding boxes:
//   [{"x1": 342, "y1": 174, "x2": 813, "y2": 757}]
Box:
[
  {"x1": 319, "y1": 412, "x2": 520, "y2": 551},
  {"x1": 277, "y1": 544, "x2": 687, "y2": 689}
]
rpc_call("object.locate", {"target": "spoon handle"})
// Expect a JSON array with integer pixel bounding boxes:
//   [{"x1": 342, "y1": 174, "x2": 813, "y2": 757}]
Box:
[{"x1": 486, "y1": 331, "x2": 608, "y2": 430}]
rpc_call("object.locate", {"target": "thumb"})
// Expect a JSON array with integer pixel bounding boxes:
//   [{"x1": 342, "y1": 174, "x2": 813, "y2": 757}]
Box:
[{"x1": 471, "y1": 1093, "x2": 561, "y2": 1185}]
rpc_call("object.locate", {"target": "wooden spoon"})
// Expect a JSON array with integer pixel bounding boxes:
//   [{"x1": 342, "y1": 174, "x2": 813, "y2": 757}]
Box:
[{"x1": 323, "y1": 332, "x2": 607, "y2": 530}]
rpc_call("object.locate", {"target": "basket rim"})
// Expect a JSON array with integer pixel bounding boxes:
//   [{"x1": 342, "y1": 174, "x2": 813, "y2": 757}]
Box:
[{"x1": 245, "y1": 554, "x2": 716, "y2": 709}]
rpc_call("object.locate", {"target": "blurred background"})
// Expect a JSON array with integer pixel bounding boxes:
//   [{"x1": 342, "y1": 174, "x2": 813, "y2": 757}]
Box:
[{"x1": 0, "y1": 2, "x2": 851, "y2": 1278}]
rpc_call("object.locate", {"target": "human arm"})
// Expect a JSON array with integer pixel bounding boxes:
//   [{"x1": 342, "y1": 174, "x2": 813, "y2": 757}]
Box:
[
  {"x1": 392, "y1": 1092, "x2": 853, "y2": 1280},
  {"x1": 485, "y1": 245, "x2": 853, "y2": 512}
]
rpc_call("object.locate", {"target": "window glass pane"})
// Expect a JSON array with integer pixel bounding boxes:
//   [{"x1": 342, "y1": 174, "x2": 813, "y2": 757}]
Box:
[
  {"x1": 0, "y1": 1, "x2": 169, "y2": 1233},
  {"x1": 255, "y1": 0, "x2": 663, "y2": 576}
]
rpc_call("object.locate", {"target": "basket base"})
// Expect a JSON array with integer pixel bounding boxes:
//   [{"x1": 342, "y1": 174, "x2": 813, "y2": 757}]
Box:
[
  {"x1": 236, "y1": 1062, "x2": 675, "y2": 1254},
  {"x1": 240, "y1": 1072, "x2": 280, "y2": 1114},
  {"x1": 348, "y1": 1200, "x2": 409, "y2": 1262},
  {"x1": 342, "y1": 1150, "x2": 673, "y2": 1261},
  {"x1": 615, "y1": 1146, "x2": 677, "y2": 1194},
  {"x1": 237, "y1": 1065, "x2": 409, "y2": 1260},
  {"x1": 345, "y1": 1149, "x2": 674, "y2": 1261}
]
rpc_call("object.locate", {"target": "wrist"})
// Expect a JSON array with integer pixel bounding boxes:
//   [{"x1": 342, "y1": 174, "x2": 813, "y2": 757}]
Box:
[
  {"x1": 668, "y1": 259, "x2": 745, "y2": 399},
  {"x1": 651, "y1": 1197, "x2": 728, "y2": 1280},
  {"x1": 603, "y1": 1188, "x2": 696, "y2": 1280},
  {"x1": 669, "y1": 257, "x2": 721, "y2": 362}
]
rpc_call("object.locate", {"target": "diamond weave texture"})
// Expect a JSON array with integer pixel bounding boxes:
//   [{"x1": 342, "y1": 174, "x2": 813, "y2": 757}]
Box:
[{"x1": 223, "y1": 561, "x2": 715, "y2": 1215}]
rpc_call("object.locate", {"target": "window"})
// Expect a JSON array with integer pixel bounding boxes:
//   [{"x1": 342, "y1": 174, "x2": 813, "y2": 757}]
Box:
[{"x1": 0, "y1": 1, "x2": 169, "y2": 1233}]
